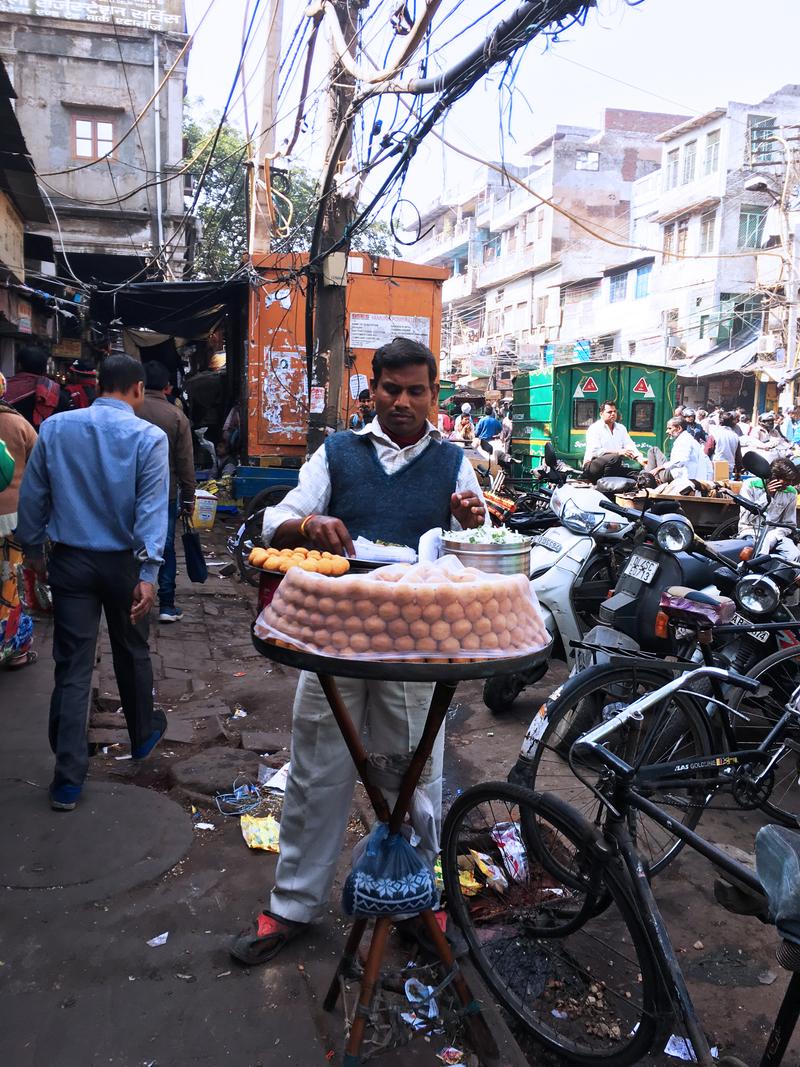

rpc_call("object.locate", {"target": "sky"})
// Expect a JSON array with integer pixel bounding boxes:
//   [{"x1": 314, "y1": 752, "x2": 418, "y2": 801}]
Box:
[{"x1": 184, "y1": 0, "x2": 800, "y2": 213}]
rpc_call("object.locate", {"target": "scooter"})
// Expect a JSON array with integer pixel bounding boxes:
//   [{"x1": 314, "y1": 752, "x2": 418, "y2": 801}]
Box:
[{"x1": 483, "y1": 484, "x2": 635, "y2": 713}]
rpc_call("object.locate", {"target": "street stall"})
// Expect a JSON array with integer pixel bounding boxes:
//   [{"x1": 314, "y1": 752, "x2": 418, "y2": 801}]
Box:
[
  {"x1": 250, "y1": 555, "x2": 551, "y2": 1063},
  {"x1": 613, "y1": 483, "x2": 743, "y2": 539}
]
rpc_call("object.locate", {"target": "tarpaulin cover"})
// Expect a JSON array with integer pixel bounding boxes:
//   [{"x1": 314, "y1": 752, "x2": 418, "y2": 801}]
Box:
[{"x1": 90, "y1": 279, "x2": 248, "y2": 337}]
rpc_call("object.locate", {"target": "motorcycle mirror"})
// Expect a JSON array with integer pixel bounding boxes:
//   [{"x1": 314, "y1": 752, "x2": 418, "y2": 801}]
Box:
[
  {"x1": 544, "y1": 442, "x2": 558, "y2": 469},
  {"x1": 741, "y1": 450, "x2": 771, "y2": 480}
]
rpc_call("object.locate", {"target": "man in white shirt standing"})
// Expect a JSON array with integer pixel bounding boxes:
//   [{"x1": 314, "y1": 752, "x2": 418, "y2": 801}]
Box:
[
  {"x1": 230, "y1": 337, "x2": 487, "y2": 966},
  {"x1": 650, "y1": 417, "x2": 709, "y2": 481},
  {"x1": 582, "y1": 399, "x2": 645, "y2": 481}
]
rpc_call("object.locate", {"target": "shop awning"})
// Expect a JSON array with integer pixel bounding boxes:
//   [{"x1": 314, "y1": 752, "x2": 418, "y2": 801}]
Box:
[
  {"x1": 677, "y1": 329, "x2": 759, "y2": 380},
  {"x1": 90, "y1": 278, "x2": 248, "y2": 337},
  {"x1": 653, "y1": 197, "x2": 720, "y2": 226}
]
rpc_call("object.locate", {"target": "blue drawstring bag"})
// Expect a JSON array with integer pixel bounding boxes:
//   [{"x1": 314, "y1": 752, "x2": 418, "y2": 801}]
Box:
[{"x1": 342, "y1": 822, "x2": 439, "y2": 917}]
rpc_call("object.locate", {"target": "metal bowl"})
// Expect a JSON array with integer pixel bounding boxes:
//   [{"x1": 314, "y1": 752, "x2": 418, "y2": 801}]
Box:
[{"x1": 441, "y1": 535, "x2": 532, "y2": 576}]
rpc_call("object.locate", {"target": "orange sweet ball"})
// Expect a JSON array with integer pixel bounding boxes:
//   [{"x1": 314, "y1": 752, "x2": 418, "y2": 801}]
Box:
[
  {"x1": 473, "y1": 617, "x2": 492, "y2": 637},
  {"x1": 439, "y1": 636, "x2": 461, "y2": 654},
  {"x1": 387, "y1": 618, "x2": 410, "y2": 638},
  {"x1": 417, "y1": 637, "x2": 437, "y2": 652},
  {"x1": 370, "y1": 633, "x2": 393, "y2": 653},
  {"x1": 451, "y1": 618, "x2": 472, "y2": 640},
  {"x1": 377, "y1": 600, "x2": 400, "y2": 622},
  {"x1": 409, "y1": 619, "x2": 430, "y2": 640},
  {"x1": 462, "y1": 633, "x2": 481, "y2": 651},
  {"x1": 484, "y1": 598, "x2": 500, "y2": 617},
  {"x1": 464, "y1": 600, "x2": 482, "y2": 623},
  {"x1": 354, "y1": 599, "x2": 373, "y2": 616},
  {"x1": 443, "y1": 602, "x2": 465, "y2": 623},
  {"x1": 330, "y1": 630, "x2": 350, "y2": 650},
  {"x1": 421, "y1": 603, "x2": 442, "y2": 623},
  {"x1": 364, "y1": 616, "x2": 386, "y2": 636},
  {"x1": 350, "y1": 633, "x2": 371, "y2": 653},
  {"x1": 430, "y1": 620, "x2": 450, "y2": 642},
  {"x1": 317, "y1": 596, "x2": 336, "y2": 615},
  {"x1": 482, "y1": 632, "x2": 500, "y2": 650},
  {"x1": 395, "y1": 635, "x2": 415, "y2": 653}
]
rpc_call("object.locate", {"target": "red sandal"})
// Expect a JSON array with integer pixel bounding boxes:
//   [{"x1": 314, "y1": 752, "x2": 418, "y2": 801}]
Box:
[{"x1": 229, "y1": 911, "x2": 308, "y2": 965}]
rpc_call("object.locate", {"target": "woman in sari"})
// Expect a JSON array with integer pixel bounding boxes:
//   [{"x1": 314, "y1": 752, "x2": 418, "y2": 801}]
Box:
[{"x1": 0, "y1": 371, "x2": 38, "y2": 668}]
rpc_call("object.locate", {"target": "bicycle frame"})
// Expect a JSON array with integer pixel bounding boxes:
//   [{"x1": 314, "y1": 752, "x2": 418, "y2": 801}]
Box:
[{"x1": 570, "y1": 665, "x2": 800, "y2": 1065}]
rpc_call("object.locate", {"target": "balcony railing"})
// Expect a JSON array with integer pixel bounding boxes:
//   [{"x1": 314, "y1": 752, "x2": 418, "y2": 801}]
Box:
[
  {"x1": 409, "y1": 217, "x2": 475, "y2": 263},
  {"x1": 442, "y1": 269, "x2": 476, "y2": 302},
  {"x1": 476, "y1": 249, "x2": 533, "y2": 287}
]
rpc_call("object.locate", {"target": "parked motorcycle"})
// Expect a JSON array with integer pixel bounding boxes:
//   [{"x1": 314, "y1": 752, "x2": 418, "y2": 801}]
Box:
[{"x1": 482, "y1": 484, "x2": 635, "y2": 713}]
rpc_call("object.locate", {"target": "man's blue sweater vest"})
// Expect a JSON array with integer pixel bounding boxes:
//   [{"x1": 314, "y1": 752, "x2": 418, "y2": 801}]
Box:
[{"x1": 324, "y1": 432, "x2": 463, "y2": 550}]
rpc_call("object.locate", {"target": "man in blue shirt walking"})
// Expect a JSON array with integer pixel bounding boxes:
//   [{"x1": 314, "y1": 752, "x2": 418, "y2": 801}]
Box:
[
  {"x1": 17, "y1": 355, "x2": 170, "y2": 811},
  {"x1": 475, "y1": 405, "x2": 502, "y2": 441}
]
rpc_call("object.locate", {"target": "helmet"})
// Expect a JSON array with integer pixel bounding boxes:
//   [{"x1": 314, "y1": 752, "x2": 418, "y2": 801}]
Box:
[
  {"x1": 461, "y1": 403, "x2": 471, "y2": 414},
  {"x1": 682, "y1": 407, "x2": 696, "y2": 417},
  {"x1": 759, "y1": 411, "x2": 776, "y2": 424}
]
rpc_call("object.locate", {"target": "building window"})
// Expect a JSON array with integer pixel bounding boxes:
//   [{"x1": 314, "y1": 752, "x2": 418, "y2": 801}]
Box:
[
  {"x1": 575, "y1": 150, "x2": 599, "y2": 171},
  {"x1": 704, "y1": 130, "x2": 720, "y2": 175},
  {"x1": 487, "y1": 309, "x2": 501, "y2": 335},
  {"x1": 536, "y1": 208, "x2": 545, "y2": 239},
  {"x1": 609, "y1": 272, "x2": 627, "y2": 303},
  {"x1": 699, "y1": 314, "x2": 710, "y2": 339},
  {"x1": 525, "y1": 212, "x2": 536, "y2": 245},
  {"x1": 635, "y1": 263, "x2": 652, "y2": 299},
  {"x1": 747, "y1": 114, "x2": 777, "y2": 163},
  {"x1": 682, "y1": 141, "x2": 696, "y2": 184},
  {"x1": 665, "y1": 148, "x2": 679, "y2": 189},
  {"x1": 662, "y1": 224, "x2": 674, "y2": 262},
  {"x1": 738, "y1": 206, "x2": 767, "y2": 249},
  {"x1": 699, "y1": 209, "x2": 716, "y2": 255},
  {"x1": 628, "y1": 340, "x2": 637, "y2": 358},
  {"x1": 72, "y1": 113, "x2": 115, "y2": 160},
  {"x1": 535, "y1": 295, "x2": 548, "y2": 324},
  {"x1": 676, "y1": 217, "x2": 689, "y2": 257}
]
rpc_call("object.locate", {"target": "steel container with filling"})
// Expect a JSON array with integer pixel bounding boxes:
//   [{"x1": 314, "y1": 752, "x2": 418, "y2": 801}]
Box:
[{"x1": 441, "y1": 535, "x2": 532, "y2": 576}]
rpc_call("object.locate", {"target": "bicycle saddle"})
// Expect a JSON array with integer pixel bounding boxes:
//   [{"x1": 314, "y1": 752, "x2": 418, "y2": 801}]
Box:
[{"x1": 756, "y1": 825, "x2": 800, "y2": 947}]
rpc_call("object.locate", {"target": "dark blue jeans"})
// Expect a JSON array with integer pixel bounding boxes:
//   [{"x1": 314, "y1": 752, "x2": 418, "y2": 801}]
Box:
[{"x1": 158, "y1": 502, "x2": 177, "y2": 608}]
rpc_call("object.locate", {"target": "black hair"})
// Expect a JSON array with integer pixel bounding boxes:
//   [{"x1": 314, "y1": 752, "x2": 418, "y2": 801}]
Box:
[
  {"x1": 99, "y1": 354, "x2": 145, "y2": 395},
  {"x1": 769, "y1": 457, "x2": 800, "y2": 485},
  {"x1": 18, "y1": 346, "x2": 48, "y2": 375},
  {"x1": 600, "y1": 399, "x2": 617, "y2": 410},
  {"x1": 144, "y1": 360, "x2": 170, "y2": 391},
  {"x1": 358, "y1": 388, "x2": 371, "y2": 402},
  {"x1": 372, "y1": 337, "x2": 437, "y2": 384},
  {"x1": 720, "y1": 411, "x2": 736, "y2": 428}
]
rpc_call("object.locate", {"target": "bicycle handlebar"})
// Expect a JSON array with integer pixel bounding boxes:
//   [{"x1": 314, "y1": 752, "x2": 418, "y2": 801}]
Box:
[{"x1": 572, "y1": 666, "x2": 760, "y2": 774}]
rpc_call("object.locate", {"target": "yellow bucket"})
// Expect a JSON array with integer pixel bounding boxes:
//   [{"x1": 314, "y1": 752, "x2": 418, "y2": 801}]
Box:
[{"x1": 192, "y1": 490, "x2": 217, "y2": 530}]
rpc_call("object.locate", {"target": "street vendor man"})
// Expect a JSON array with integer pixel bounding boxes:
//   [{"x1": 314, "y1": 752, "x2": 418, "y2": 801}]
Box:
[{"x1": 230, "y1": 336, "x2": 487, "y2": 966}]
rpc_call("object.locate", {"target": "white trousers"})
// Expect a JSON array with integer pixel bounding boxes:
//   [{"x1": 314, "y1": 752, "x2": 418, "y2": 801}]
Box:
[{"x1": 270, "y1": 672, "x2": 445, "y2": 924}]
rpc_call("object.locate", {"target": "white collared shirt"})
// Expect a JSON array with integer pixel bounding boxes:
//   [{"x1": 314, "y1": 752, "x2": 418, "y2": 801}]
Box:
[
  {"x1": 663, "y1": 429, "x2": 705, "y2": 479},
  {"x1": 583, "y1": 419, "x2": 640, "y2": 463},
  {"x1": 261, "y1": 418, "x2": 486, "y2": 545}
]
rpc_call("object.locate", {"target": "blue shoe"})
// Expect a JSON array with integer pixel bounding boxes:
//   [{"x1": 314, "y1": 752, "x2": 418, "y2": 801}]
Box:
[
  {"x1": 158, "y1": 606, "x2": 184, "y2": 623},
  {"x1": 50, "y1": 783, "x2": 82, "y2": 811},
  {"x1": 132, "y1": 727, "x2": 166, "y2": 761}
]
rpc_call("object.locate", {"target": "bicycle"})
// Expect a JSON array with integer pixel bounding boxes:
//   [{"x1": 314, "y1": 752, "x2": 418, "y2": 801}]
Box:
[
  {"x1": 442, "y1": 666, "x2": 800, "y2": 1065},
  {"x1": 512, "y1": 601, "x2": 800, "y2": 873}
]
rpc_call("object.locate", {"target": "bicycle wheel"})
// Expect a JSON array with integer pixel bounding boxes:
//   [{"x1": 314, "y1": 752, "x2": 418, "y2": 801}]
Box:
[
  {"x1": 727, "y1": 643, "x2": 800, "y2": 825},
  {"x1": 234, "y1": 487, "x2": 292, "y2": 586},
  {"x1": 442, "y1": 783, "x2": 663, "y2": 1066},
  {"x1": 521, "y1": 663, "x2": 714, "y2": 876}
]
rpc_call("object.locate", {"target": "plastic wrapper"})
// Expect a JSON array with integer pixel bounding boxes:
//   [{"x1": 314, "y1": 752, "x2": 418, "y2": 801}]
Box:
[
  {"x1": 468, "y1": 848, "x2": 509, "y2": 893},
  {"x1": 490, "y1": 821, "x2": 529, "y2": 883},
  {"x1": 253, "y1": 555, "x2": 549, "y2": 662},
  {"x1": 240, "y1": 813, "x2": 280, "y2": 852}
]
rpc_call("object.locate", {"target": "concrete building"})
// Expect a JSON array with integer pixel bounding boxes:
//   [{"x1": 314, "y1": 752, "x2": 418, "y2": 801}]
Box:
[
  {"x1": 0, "y1": 56, "x2": 58, "y2": 374},
  {"x1": 408, "y1": 109, "x2": 685, "y2": 386},
  {"x1": 0, "y1": 1, "x2": 193, "y2": 288},
  {"x1": 628, "y1": 84, "x2": 800, "y2": 411}
]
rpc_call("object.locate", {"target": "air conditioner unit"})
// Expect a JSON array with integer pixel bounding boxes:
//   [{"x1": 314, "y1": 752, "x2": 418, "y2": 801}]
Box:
[{"x1": 757, "y1": 333, "x2": 777, "y2": 354}]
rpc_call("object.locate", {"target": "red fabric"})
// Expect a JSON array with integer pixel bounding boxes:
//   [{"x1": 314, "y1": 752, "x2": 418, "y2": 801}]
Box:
[
  {"x1": 65, "y1": 383, "x2": 91, "y2": 409},
  {"x1": 33, "y1": 378, "x2": 59, "y2": 426},
  {"x1": 390, "y1": 427, "x2": 428, "y2": 448},
  {"x1": 4, "y1": 371, "x2": 38, "y2": 405},
  {"x1": 256, "y1": 912, "x2": 288, "y2": 937}
]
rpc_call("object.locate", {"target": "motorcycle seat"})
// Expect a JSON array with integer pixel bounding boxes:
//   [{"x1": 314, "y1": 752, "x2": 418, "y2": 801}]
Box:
[
  {"x1": 660, "y1": 586, "x2": 736, "y2": 625},
  {"x1": 595, "y1": 476, "x2": 638, "y2": 494},
  {"x1": 704, "y1": 538, "x2": 752, "y2": 562}
]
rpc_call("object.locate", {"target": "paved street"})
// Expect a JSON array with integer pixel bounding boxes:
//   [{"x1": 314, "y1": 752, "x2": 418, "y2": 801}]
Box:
[{"x1": 1, "y1": 519, "x2": 798, "y2": 1066}]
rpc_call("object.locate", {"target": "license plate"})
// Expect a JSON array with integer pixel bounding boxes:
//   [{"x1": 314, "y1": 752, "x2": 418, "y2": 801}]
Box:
[
  {"x1": 531, "y1": 535, "x2": 561, "y2": 552},
  {"x1": 623, "y1": 554, "x2": 659, "y2": 584},
  {"x1": 731, "y1": 612, "x2": 769, "y2": 643}
]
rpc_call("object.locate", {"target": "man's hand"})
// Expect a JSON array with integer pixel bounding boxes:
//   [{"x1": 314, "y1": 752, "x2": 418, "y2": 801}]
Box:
[
  {"x1": 622, "y1": 449, "x2": 640, "y2": 460},
  {"x1": 303, "y1": 515, "x2": 355, "y2": 557},
  {"x1": 767, "y1": 478, "x2": 787, "y2": 494},
  {"x1": 24, "y1": 555, "x2": 47, "y2": 579},
  {"x1": 131, "y1": 581, "x2": 155, "y2": 625},
  {"x1": 451, "y1": 491, "x2": 486, "y2": 529}
]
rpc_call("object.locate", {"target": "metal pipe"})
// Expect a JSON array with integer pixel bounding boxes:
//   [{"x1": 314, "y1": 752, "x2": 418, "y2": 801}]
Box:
[{"x1": 152, "y1": 33, "x2": 165, "y2": 261}]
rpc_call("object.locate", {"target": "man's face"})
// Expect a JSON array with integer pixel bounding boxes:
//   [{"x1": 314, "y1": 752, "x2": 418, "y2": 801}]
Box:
[
  {"x1": 372, "y1": 363, "x2": 437, "y2": 439},
  {"x1": 601, "y1": 404, "x2": 617, "y2": 426},
  {"x1": 667, "y1": 422, "x2": 683, "y2": 439}
]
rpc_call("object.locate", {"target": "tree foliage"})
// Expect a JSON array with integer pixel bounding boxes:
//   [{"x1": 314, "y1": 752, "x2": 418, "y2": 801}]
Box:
[{"x1": 183, "y1": 105, "x2": 396, "y2": 278}]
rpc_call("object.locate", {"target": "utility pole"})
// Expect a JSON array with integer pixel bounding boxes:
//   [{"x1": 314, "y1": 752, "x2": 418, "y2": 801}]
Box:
[
  {"x1": 306, "y1": 0, "x2": 363, "y2": 454},
  {"x1": 248, "y1": 0, "x2": 284, "y2": 254}
]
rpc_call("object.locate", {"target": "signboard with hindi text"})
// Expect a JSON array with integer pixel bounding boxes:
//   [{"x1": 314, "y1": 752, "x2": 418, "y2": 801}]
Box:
[{"x1": 0, "y1": 1, "x2": 184, "y2": 30}]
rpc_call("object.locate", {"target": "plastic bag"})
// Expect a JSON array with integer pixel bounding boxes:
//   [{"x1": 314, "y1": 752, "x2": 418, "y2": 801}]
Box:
[
  {"x1": 342, "y1": 822, "x2": 438, "y2": 917},
  {"x1": 254, "y1": 556, "x2": 550, "y2": 662},
  {"x1": 756, "y1": 824, "x2": 800, "y2": 944}
]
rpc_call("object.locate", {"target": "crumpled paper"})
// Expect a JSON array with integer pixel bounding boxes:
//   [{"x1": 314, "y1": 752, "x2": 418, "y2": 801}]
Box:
[{"x1": 240, "y1": 813, "x2": 280, "y2": 852}]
